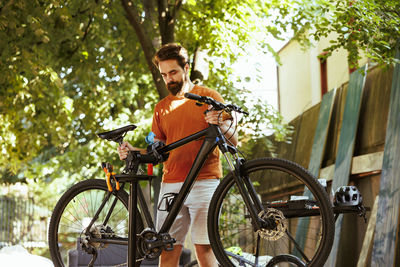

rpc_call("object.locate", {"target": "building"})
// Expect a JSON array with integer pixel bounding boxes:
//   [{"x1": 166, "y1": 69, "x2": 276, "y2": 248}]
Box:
[
  {"x1": 267, "y1": 33, "x2": 399, "y2": 266},
  {"x1": 277, "y1": 33, "x2": 368, "y2": 122}
]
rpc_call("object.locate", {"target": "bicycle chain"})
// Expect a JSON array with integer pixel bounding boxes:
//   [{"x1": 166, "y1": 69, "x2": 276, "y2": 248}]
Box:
[{"x1": 82, "y1": 226, "x2": 145, "y2": 267}]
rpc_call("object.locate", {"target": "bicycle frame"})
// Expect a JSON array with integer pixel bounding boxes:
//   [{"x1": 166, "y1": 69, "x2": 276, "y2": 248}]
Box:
[
  {"x1": 49, "y1": 92, "x2": 348, "y2": 267},
  {"x1": 88, "y1": 123, "x2": 265, "y2": 266},
  {"x1": 153, "y1": 123, "x2": 264, "y2": 235}
]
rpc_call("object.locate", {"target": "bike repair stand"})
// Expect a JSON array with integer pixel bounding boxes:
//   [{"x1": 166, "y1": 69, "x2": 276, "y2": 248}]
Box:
[
  {"x1": 117, "y1": 151, "x2": 157, "y2": 267},
  {"x1": 117, "y1": 170, "x2": 157, "y2": 267},
  {"x1": 128, "y1": 178, "x2": 138, "y2": 267}
]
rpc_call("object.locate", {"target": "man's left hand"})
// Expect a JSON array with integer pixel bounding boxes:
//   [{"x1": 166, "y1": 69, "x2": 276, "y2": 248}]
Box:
[{"x1": 204, "y1": 110, "x2": 223, "y2": 125}]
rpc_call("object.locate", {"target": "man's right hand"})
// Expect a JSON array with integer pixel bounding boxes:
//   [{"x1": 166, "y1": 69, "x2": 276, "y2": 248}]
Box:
[
  {"x1": 117, "y1": 142, "x2": 146, "y2": 160},
  {"x1": 117, "y1": 142, "x2": 135, "y2": 160}
]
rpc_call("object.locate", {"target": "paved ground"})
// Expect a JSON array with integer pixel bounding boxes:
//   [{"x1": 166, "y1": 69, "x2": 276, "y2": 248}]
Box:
[{"x1": 0, "y1": 245, "x2": 53, "y2": 267}]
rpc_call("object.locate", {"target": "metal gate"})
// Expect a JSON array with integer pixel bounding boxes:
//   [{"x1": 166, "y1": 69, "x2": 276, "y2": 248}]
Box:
[{"x1": 0, "y1": 195, "x2": 35, "y2": 248}]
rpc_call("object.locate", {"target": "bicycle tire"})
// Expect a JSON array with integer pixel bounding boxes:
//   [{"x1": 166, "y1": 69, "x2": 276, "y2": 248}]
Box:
[
  {"x1": 48, "y1": 179, "x2": 144, "y2": 267},
  {"x1": 208, "y1": 158, "x2": 334, "y2": 267}
]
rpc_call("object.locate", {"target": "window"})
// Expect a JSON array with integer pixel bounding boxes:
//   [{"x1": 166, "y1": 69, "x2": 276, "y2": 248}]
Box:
[{"x1": 319, "y1": 53, "x2": 328, "y2": 97}]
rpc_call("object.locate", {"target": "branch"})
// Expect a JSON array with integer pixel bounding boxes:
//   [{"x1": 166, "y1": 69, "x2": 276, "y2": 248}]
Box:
[
  {"x1": 121, "y1": 0, "x2": 168, "y2": 99},
  {"x1": 381, "y1": 7, "x2": 400, "y2": 18},
  {"x1": 172, "y1": 0, "x2": 183, "y2": 18},
  {"x1": 142, "y1": 0, "x2": 155, "y2": 21},
  {"x1": 68, "y1": 14, "x2": 93, "y2": 57},
  {"x1": 157, "y1": 0, "x2": 176, "y2": 44},
  {"x1": 81, "y1": 14, "x2": 92, "y2": 43},
  {"x1": 0, "y1": 0, "x2": 14, "y2": 14},
  {"x1": 180, "y1": 6, "x2": 194, "y2": 16},
  {"x1": 157, "y1": 0, "x2": 167, "y2": 40}
]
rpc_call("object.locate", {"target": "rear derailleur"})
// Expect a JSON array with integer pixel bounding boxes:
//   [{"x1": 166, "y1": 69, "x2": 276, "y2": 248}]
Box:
[{"x1": 80, "y1": 225, "x2": 115, "y2": 267}]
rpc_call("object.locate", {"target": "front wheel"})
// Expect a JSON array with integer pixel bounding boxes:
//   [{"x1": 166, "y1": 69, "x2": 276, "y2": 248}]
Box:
[
  {"x1": 208, "y1": 158, "x2": 334, "y2": 267},
  {"x1": 48, "y1": 179, "x2": 143, "y2": 267}
]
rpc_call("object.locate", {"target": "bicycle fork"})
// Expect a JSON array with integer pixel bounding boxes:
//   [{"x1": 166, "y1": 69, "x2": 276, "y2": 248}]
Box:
[{"x1": 221, "y1": 151, "x2": 276, "y2": 233}]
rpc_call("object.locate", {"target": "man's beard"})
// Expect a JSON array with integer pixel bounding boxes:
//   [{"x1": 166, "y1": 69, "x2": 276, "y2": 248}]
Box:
[{"x1": 167, "y1": 80, "x2": 184, "y2": 95}]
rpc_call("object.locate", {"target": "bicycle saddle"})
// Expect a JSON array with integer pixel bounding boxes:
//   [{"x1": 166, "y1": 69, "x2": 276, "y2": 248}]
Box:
[{"x1": 97, "y1": 124, "x2": 137, "y2": 143}]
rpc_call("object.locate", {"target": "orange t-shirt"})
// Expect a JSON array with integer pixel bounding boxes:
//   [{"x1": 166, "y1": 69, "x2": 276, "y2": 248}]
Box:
[{"x1": 151, "y1": 85, "x2": 225, "y2": 183}]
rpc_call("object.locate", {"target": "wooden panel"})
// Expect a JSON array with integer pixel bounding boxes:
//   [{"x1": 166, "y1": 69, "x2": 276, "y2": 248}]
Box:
[
  {"x1": 308, "y1": 89, "x2": 337, "y2": 176},
  {"x1": 325, "y1": 65, "x2": 367, "y2": 267},
  {"x1": 371, "y1": 50, "x2": 400, "y2": 267},
  {"x1": 323, "y1": 84, "x2": 346, "y2": 167},
  {"x1": 294, "y1": 88, "x2": 336, "y2": 251},
  {"x1": 322, "y1": 65, "x2": 392, "y2": 167},
  {"x1": 357, "y1": 196, "x2": 379, "y2": 267},
  {"x1": 355, "y1": 66, "x2": 393, "y2": 155},
  {"x1": 319, "y1": 151, "x2": 383, "y2": 182},
  {"x1": 351, "y1": 151, "x2": 383, "y2": 175}
]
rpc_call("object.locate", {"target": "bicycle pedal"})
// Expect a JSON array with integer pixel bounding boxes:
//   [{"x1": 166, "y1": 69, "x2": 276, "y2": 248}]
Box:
[
  {"x1": 159, "y1": 233, "x2": 176, "y2": 251},
  {"x1": 164, "y1": 244, "x2": 174, "y2": 251},
  {"x1": 163, "y1": 237, "x2": 175, "y2": 251}
]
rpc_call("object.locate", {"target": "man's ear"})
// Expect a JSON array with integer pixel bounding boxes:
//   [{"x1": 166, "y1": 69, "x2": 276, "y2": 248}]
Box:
[{"x1": 184, "y1": 62, "x2": 190, "y2": 73}]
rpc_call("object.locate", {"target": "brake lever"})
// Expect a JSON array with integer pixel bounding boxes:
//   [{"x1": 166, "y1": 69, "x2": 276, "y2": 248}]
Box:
[
  {"x1": 240, "y1": 109, "x2": 249, "y2": 115},
  {"x1": 226, "y1": 104, "x2": 249, "y2": 115}
]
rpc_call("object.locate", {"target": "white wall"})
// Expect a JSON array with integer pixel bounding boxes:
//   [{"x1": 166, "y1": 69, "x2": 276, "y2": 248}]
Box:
[
  {"x1": 278, "y1": 40, "x2": 312, "y2": 122},
  {"x1": 277, "y1": 33, "x2": 367, "y2": 122}
]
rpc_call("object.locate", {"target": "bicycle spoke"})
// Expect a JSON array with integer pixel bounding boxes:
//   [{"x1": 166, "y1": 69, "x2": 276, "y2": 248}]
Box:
[
  {"x1": 209, "y1": 158, "x2": 334, "y2": 267},
  {"x1": 48, "y1": 180, "x2": 141, "y2": 267},
  {"x1": 285, "y1": 229, "x2": 310, "y2": 263}
]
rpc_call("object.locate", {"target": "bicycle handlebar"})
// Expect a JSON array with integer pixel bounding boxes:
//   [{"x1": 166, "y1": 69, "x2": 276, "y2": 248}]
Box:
[
  {"x1": 184, "y1": 92, "x2": 203, "y2": 102},
  {"x1": 184, "y1": 93, "x2": 249, "y2": 115}
]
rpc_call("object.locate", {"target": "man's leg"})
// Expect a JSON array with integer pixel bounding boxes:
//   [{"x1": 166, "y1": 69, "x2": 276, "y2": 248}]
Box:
[
  {"x1": 156, "y1": 182, "x2": 188, "y2": 267},
  {"x1": 159, "y1": 244, "x2": 183, "y2": 267},
  {"x1": 188, "y1": 180, "x2": 220, "y2": 267},
  {"x1": 195, "y1": 244, "x2": 218, "y2": 267}
]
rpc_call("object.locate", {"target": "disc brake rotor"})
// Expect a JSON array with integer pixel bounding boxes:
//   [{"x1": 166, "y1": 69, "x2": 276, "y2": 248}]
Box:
[{"x1": 257, "y1": 209, "x2": 287, "y2": 241}]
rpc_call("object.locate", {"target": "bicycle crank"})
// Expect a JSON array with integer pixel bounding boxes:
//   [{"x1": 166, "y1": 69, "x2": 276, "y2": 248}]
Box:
[
  {"x1": 137, "y1": 229, "x2": 176, "y2": 260},
  {"x1": 257, "y1": 209, "x2": 288, "y2": 241}
]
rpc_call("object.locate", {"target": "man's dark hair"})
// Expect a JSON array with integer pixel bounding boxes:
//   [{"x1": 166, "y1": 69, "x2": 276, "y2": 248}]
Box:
[{"x1": 153, "y1": 43, "x2": 189, "y2": 69}]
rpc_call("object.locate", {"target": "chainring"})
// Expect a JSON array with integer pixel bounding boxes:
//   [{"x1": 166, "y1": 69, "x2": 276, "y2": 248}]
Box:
[{"x1": 137, "y1": 229, "x2": 163, "y2": 260}]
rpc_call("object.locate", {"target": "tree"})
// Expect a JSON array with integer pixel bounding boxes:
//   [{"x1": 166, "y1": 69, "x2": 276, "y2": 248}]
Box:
[
  {"x1": 0, "y1": 0, "x2": 290, "y2": 197},
  {"x1": 3, "y1": 0, "x2": 397, "y2": 189},
  {"x1": 272, "y1": 0, "x2": 400, "y2": 68}
]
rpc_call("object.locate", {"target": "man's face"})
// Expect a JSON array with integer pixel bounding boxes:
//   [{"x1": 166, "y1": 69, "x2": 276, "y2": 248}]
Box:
[{"x1": 158, "y1": 59, "x2": 188, "y2": 95}]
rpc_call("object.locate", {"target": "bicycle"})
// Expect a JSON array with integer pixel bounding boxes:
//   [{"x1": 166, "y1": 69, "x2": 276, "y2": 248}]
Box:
[{"x1": 48, "y1": 93, "x2": 335, "y2": 267}]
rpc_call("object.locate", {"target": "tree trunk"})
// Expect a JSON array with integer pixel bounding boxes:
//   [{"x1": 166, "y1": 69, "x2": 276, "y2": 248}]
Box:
[
  {"x1": 121, "y1": 0, "x2": 168, "y2": 99},
  {"x1": 157, "y1": 0, "x2": 181, "y2": 45},
  {"x1": 190, "y1": 47, "x2": 209, "y2": 84}
]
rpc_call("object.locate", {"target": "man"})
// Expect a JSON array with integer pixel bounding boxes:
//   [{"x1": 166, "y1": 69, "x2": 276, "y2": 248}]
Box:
[{"x1": 118, "y1": 43, "x2": 237, "y2": 267}]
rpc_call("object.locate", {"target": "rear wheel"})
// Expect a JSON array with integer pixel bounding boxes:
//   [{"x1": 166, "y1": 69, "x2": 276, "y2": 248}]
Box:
[
  {"x1": 208, "y1": 158, "x2": 334, "y2": 267},
  {"x1": 48, "y1": 179, "x2": 143, "y2": 266}
]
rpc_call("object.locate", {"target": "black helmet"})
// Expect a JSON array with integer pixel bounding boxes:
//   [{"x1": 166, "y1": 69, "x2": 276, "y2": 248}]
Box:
[{"x1": 334, "y1": 186, "x2": 363, "y2": 207}]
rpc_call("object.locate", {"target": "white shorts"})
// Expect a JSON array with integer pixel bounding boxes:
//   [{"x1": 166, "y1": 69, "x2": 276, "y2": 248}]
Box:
[{"x1": 156, "y1": 179, "x2": 219, "y2": 245}]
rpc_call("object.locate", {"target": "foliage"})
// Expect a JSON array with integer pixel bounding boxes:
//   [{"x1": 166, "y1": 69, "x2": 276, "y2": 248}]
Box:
[
  {"x1": 271, "y1": 0, "x2": 400, "y2": 68},
  {"x1": 0, "y1": 0, "x2": 291, "y2": 208},
  {"x1": 1, "y1": 0, "x2": 155, "y2": 174},
  {"x1": 2, "y1": 0, "x2": 397, "y2": 195}
]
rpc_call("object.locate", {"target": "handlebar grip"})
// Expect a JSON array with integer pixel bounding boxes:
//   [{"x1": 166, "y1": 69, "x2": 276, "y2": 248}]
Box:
[{"x1": 184, "y1": 92, "x2": 203, "y2": 101}]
